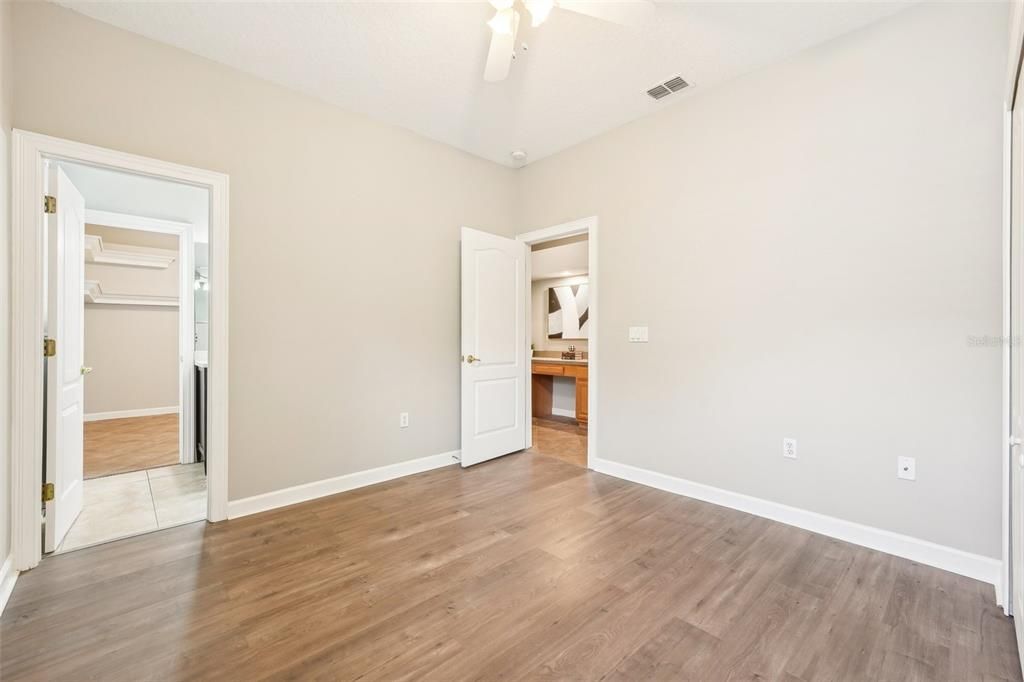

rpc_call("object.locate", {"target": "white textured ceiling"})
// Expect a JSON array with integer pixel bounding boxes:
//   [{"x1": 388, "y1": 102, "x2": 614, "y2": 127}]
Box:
[
  {"x1": 532, "y1": 240, "x2": 589, "y2": 280},
  {"x1": 60, "y1": 160, "x2": 211, "y2": 242},
  {"x1": 57, "y1": 1, "x2": 914, "y2": 167}
]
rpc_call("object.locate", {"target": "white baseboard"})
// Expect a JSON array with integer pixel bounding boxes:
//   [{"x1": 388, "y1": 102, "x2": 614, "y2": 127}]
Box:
[
  {"x1": 551, "y1": 407, "x2": 576, "y2": 419},
  {"x1": 591, "y1": 457, "x2": 1001, "y2": 590},
  {"x1": 228, "y1": 450, "x2": 460, "y2": 519},
  {"x1": 0, "y1": 555, "x2": 19, "y2": 616},
  {"x1": 84, "y1": 406, "x2": 179, "y2": 422}
]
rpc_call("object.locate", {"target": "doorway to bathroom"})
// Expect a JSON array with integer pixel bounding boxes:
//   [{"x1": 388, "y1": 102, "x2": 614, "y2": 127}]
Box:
[{"x1": 518, "y1": 218, "x2": 597, "y2": 469}]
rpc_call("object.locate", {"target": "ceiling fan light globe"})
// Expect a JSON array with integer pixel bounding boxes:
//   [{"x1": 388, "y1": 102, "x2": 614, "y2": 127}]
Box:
[
  {"x1": 487, "y1": 8, "x2": 517, "y2": 35},
  {"x1": 489, "y1": 0, "x2": 515, "y2": 10},
  {"x1": 524, "y1": 0, "x2": 555, "y2": 27}
]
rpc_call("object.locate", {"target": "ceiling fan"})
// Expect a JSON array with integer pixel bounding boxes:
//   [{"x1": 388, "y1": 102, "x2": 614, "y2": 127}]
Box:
[{"x1": 483, "y1": 0, "x2": 656, "y2": 82}]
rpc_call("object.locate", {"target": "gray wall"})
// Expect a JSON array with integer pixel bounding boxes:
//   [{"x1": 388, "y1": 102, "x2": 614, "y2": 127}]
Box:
[
  {"x1": 519, "y1": 2, "x2": 1008, "y2": 558},
  {"x1": 12, "y1": 2, "x2": 519, "y2": 500}
]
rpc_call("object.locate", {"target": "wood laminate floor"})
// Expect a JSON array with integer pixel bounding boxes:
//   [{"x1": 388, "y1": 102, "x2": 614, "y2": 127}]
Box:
[
  {"x1": 529, "y1": 416, "x2": 587, "y2": 468},
  {"x1": 84, "y1": 414, "x2": 179, "y2": 479},
  {"x1": 2, "y1": 453, "x2": 1018, "y2": 681}
]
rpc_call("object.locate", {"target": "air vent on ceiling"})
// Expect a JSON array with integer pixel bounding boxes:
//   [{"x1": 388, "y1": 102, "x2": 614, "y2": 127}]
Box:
[
  {"x1": 646, "y1": 75, "x2": 689, "y2": 101},
  {"x1": 646, "y1": 84, "x2": 671, "y2": 100},
  {"x1": 664, "y1": 76, "x2": 689, "y2": 92}
]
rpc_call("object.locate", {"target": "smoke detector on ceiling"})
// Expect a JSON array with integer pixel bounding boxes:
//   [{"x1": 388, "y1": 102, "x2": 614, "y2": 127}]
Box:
[
  {"x1": 646, "y1": 75, "x2": 690, "y2": 101},
  {"x1": 511, "y1": 150, "x2": 528, "y2": 162}
]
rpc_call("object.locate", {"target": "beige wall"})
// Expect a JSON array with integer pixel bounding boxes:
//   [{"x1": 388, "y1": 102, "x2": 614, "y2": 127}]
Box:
[
  {"x1": 520, "y1": 2, "x2": 1008, "y2": 558},
  {"x1": 0, "y1": 0, "x2": 13, "y2": 566},
  {"x1": 4, "y1": 1, "x2": 1009, "y2": 563},
  {"x1": 84, "y1": 306, "x2": 179, "y2": 415},
  {"x1": 531, "y1": 275, "x2": 590, "y2": 353},
  {"x1": 84, "y1": 226, "x2": 180, "y2": 415},
  {"x1": 11, "y1": 2, "x2": 518, "y2": 500}
]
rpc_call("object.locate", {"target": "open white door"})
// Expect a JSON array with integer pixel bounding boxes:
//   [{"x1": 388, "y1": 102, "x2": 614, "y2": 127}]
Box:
[
  {"x1": 460, "y1": 227, "x2": 528, "y2": 467},
  {"x1": 44, "y1": 166, "x2": 86, "y2": 553}
]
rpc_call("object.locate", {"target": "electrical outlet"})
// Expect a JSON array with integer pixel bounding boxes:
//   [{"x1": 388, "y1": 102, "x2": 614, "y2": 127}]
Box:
[
  {"x1": 783, "y1": 438, "x2": 797, "y2": 459},
  {"x1": 897, "y1": 456, "x2": 916, "y2": 481},
  {"x1": 400, "y1": 412, "x2": 409, "y2": 429}
]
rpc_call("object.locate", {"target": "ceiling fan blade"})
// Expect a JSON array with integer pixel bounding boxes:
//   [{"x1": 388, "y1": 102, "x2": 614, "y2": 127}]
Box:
[
  {"x1": 484, "y1": 30, "x2": 515, "y2": 82},
  {"x1": 556, "y1": 0, "x2": 655, "y2": 27}
]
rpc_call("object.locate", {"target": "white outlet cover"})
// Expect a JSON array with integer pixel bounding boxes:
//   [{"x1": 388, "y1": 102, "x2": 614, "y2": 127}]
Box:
[
  {"x1": 400, "y1": 412, "x2": 410, "y2": 428},
  {"x1": 897, "y1": 456, "x2": 916, "y2": 480},
  {"x1": 783, "y1": 438, "x2": 797, "y2": 459}
]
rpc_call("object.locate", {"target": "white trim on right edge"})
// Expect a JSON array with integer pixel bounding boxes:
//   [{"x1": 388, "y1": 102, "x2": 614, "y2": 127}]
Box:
[
  {"x1": 0, "y1": 556, "x2": 19, "y2": 616},
  {"x1": 227, "y1": 451, "x2": 460, "y2": 519},
  {"x1": 84, "y1": 406, "x2": 180, "y2": 422},
  {"x1": 592, "y1": 457, "x2": 1002, "y2": 590}
]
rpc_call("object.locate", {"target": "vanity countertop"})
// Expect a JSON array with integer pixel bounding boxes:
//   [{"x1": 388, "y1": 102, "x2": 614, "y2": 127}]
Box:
[{"x1": 532, "y1": 356, "x2": 588, "y2": 366}]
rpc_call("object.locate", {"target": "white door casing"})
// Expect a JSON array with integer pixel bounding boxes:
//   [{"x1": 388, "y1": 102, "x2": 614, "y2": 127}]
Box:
[
  {"x1": 11, "y1": 130, "x2": 230, "y2": 572},
  {"x1": 1011, "y1": 67, "x2": 1024, "y2": 664},
  {"x1": 460, "y1": 227, "x2": 528, "y2": 467},
  {"x1": 44, "y1": 166, "x2": 86, "y2": 553}
]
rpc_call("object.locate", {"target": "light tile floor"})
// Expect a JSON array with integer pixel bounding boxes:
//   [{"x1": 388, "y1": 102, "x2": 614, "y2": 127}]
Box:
[{"x1": 57, "y1": 463, "x2": 207, "y2": 553}]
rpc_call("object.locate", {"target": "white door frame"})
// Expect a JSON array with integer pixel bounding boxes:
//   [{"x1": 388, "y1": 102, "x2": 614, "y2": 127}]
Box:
[
  {"x1": 516, "y1": 216, "x2": 598, "y2": 469},
  {"x1": 1003, "y1": 2, "x2": 1024, "y2": 616},
  {"x1": 82, "y1": 208, "x2": 197, "y2": 466},
  {"x1": 11, "y1": 130, "x2": 230, "y2": 571}
]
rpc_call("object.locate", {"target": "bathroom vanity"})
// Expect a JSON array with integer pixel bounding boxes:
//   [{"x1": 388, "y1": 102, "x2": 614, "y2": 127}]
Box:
[{"x1": 531, "y1": 357, "x2": 588, "y2": 426}]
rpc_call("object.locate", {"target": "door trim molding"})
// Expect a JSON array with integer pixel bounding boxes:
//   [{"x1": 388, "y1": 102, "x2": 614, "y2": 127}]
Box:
[
  {"x1": 10, "y1": 130, "x2": 230, "y2": 571},
  {"x1": 1003, "y1": 106, "x2": 1013, "y2": 617},
  {"x1": 1004, "y1": 0, "x2": 1024, "y2": 620},
  {"x1": 517, "y1": 217, "x2": 598, "y2": 468}
]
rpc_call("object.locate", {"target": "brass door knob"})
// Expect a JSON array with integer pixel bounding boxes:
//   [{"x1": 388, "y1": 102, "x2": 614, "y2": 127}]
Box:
[
  {"x1": 80, "y1": 366, "x2": 93, "y2": 375},
  {"x1": 465, "y1": 354, "x2": 480, "y2": 364}
]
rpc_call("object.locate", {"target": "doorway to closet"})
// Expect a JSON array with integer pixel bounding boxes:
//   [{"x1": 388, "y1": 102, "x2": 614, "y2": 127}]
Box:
[
  {"x1": 44, "y1": 161, "x2": 208, "y2": 554},
  {"x1": 9, "y1": 129, "x2": 229, "y2": 573}
]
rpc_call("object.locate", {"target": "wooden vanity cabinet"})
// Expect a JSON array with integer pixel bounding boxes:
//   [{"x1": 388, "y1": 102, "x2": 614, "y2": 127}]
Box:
[{"x1": 531, "y1": 361, "x2": 588, "y2": 427}]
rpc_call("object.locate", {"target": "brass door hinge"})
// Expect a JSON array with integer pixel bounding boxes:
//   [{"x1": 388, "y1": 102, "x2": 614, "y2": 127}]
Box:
[
  {"x1": 42, "y1": 483, "x2": 54, "y2": 503},
  {"x1": 43, "y1": 338, "x2": 56, "y2": 358},
  {"x1": 43, "y1": 195, "x2": 56, "y2": 214}
]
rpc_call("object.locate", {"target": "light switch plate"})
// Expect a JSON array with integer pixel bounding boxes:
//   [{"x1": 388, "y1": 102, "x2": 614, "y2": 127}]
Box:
[{"x1": 629, "y1": 326, "x2": 649, "y2": 343}]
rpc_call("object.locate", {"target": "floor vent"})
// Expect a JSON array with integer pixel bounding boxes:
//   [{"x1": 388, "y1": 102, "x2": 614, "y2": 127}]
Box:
[{"x1": 647, "y1": 75, "x2": 689, "y2": 100}]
